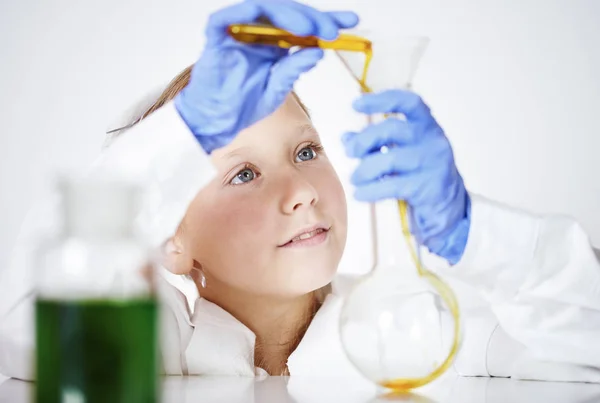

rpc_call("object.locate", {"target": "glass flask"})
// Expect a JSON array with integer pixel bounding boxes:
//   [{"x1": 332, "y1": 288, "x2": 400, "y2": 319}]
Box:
[
  {"x1": 336, "y1": 31, "x2": 461, "y2": 391},
  {"x1": 227, "y1": 25, "x2": 461, "y2": 391},
  {"x1": 35, "y1": 177, "x2": 159, "y2": 403}
]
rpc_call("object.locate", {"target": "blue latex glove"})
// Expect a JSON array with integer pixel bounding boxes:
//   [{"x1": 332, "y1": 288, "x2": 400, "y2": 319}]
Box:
[
  {"x1": 175, "y1": 0, "x2": 359, "y2": 153},
  {"x1": 342, "y1": 90, "x2": 471, "y2": 264}
]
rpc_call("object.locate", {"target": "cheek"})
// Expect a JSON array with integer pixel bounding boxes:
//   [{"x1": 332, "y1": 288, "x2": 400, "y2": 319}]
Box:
[
  {"x1": 185, "y1": 186, "x2": 277, "y2": 283},
  {"x1": 313, "y1": 165, "x2": 348, "y2": 231}
]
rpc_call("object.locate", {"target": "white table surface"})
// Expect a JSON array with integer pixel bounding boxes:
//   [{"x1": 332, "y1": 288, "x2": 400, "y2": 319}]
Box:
[{"x1": 1, "y1": 374, "x2": 600, "y2": 403}]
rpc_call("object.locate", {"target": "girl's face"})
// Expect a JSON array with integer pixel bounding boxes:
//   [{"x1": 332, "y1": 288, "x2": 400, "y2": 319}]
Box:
[{"x1": 180, "y1": 95, "x2": 348, "y2": 298}]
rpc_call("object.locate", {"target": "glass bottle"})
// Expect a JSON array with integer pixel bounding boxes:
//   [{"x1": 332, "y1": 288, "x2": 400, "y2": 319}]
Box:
[{"x1": 35, "y1": 177, "x2": 159, "y2": 403}]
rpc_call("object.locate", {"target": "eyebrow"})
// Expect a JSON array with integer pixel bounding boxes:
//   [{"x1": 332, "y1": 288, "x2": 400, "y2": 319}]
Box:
[
  {"x1": 296, "y1": 123, "x2": 318, "y2": 136},
  {"x1": 222, "y1": 146, "x2": 251, "y2": 161}
]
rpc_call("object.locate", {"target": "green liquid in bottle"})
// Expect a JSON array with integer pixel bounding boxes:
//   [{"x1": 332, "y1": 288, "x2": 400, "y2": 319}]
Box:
[{"x1": 35, "y1": 298, "x2": 159, "y2": 403}]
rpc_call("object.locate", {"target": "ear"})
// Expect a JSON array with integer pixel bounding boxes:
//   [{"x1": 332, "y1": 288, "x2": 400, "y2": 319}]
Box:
[{"x1": 162, "y1": 236, "x2": 194, "y2": 275}]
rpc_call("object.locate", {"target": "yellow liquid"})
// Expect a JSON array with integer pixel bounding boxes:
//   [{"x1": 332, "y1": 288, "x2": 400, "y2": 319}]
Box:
[
  {"x1": 229, "y1": 24, "x2": 371, "y2": 53},
  {"x1": 228, "y1": 24, "x2": 460, "y2": 392}
]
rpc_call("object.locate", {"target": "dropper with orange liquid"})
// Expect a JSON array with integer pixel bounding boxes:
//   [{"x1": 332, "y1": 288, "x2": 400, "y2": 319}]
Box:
[
  {"x1": 228, "y1": 24, "x2": 460, "y2": 392},
  {"x1": 228, "y1": 24, "x2": 373, "y2": 90}
]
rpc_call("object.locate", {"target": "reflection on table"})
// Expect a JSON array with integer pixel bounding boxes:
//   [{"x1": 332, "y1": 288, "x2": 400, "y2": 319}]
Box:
[{"x1": 1, "y1": 374, "x2": 600, "y2": 403}]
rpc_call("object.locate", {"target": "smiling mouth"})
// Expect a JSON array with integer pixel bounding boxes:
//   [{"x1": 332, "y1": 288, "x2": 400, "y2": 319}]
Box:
[
  {"x1": 280, "y1": 227, "x2": 330, "y2": 248},
  {"x1": 291, "y1": 228, "x2": 326, "y2": 242}
]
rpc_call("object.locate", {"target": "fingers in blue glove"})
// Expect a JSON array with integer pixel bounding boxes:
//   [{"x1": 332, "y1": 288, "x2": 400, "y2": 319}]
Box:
[
  {"x1": 264, "y1": 48, "x2": 324, "y2": 106},
  {"x1": 280, "y1": 1, "x2": 342, "y2": 39},
  {"x1": 350, "y1": 147, "x2": 425, "y2": 185},
  {"x1": 258, "y1": 2, "x2": 359, "y2": 38},
  {"x1": 325, "y1": 11, "x2": 360, "y2": 28},
  {"x1": 342, "y1": 118, "x2": 415, "y2": 158},
  {"x1": 353, "y1": 89, "x2": 432, "y2": 121},
  {"x1": 351, "y1": 134, "x2": 454, "y2": 182},
  {"x1": 207, "y1": 2, "x2": 311, "y2": 44},
  {"x1": 353, "y1": 171, "x2": 432, "y2": 203},
  {"x1": 353, "y1": 165, "x2": 460, "y2": 205}
]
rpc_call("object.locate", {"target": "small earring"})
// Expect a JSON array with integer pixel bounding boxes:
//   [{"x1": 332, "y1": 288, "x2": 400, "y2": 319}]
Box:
[{"x1": 199, "y1": 269, "x2": 207, "y2": 289}]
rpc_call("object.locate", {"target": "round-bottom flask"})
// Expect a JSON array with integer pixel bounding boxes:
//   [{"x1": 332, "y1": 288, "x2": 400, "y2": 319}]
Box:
[{"x1": 340, "y1": 200, "x2": 461, "y2": 391}]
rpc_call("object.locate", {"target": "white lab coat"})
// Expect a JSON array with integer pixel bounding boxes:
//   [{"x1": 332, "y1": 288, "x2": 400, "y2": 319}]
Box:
[{"x1": 1, "y1": 101, "x2": 600, "y2": 383}]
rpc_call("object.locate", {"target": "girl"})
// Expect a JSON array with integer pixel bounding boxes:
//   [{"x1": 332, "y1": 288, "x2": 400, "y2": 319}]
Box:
[{"x1": 1, "y1": 0, "x2": 600, "y2": 382}]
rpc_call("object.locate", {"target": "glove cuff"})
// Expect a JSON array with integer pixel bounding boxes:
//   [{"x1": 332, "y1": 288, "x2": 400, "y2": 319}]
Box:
[{"x1": 434, "y1": 194, "x2": 472, "y2": 264}]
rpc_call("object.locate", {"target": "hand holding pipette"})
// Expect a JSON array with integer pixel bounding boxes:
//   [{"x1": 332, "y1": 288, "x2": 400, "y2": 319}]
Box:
[{"x1": 174, "y1": 0, "x2": 359, "y2": 154}]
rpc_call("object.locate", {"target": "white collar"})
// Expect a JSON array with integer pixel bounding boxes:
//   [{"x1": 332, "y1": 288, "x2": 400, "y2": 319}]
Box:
[
  {"x1": 183, "y1": 276, "x2": 368, "y2": 383},
  {"x1": 185, "y1": 297, "x2": 257, "y2": 375}
]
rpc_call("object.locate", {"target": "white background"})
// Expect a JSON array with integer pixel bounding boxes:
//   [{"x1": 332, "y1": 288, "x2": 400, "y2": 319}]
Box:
[{"x1": 1, "y1": 0, "x2": 599, "y2": 280}]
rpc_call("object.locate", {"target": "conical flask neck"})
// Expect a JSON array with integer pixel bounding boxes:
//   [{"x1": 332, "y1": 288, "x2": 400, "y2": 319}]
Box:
[
  {"x1": 335, "y1": 33, "x2": 429, "y2": 92},
  {"x1": 371, "y1": 200, "x2": 419, "y2": 278}
]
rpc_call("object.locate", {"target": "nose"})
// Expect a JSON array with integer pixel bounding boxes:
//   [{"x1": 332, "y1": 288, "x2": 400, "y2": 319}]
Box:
[{"x1": 280, "y1": 170, "x2": 319, "y2": 215}]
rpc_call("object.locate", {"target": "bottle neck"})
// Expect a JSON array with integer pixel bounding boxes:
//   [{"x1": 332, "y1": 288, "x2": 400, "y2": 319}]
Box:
[{"x1": 370, "y1": 199, "x2": 420, "y2": 278}]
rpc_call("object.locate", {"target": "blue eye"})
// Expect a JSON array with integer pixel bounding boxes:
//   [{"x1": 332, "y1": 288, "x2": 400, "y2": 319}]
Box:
[
  {"x1": 296, "y1": 146, "x2": 317, "y2": 162},
  {"x1": 230, "y1": 167, "x2": 256, "y2": 185}
]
